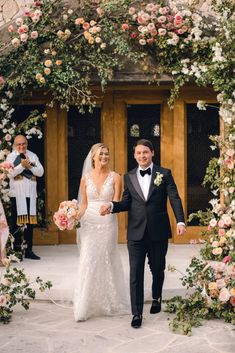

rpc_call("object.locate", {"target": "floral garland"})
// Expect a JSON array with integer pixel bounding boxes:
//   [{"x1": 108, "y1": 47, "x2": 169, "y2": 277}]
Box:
[{"x1": 0, "y1": 0, "x2": 234, "y2": 328}]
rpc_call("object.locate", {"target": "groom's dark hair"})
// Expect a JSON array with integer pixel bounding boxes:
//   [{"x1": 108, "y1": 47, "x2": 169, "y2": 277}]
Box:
[{"x1": 133, "y1": 139, "x2": 154, "y2": 152}]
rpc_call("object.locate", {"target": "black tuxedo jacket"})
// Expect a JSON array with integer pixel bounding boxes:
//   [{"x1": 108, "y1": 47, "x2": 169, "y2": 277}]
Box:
[{"x1": 112, "y1": 165, "x2": 185, "y2": 242}]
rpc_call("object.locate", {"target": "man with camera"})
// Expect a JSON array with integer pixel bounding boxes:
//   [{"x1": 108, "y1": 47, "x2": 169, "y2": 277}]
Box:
[{"x1": 6, "y1": 135, "x2": 44, "y2": 260}]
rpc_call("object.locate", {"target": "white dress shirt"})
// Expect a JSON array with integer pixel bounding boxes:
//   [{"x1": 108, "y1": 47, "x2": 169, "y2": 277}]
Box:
[{"x1": 137, "y1": 163, "x2": 153, "y2": 200}]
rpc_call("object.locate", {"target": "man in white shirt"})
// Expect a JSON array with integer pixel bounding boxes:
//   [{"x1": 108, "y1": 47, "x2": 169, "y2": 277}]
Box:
[
  {"x1": 7, "y1": 135, "x2": 44, "y2": 260},
  {"x1": 100, "y1": 139, "x2": 186, "y2": 328}
]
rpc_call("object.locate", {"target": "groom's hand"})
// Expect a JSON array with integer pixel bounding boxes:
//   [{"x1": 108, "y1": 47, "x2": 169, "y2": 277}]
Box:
[
  {"x1": 100, "y1": 203, "x2": 111, "y2": 216},
  {"x1": 177, "y1": 224, "x2": 186, "y2": 235}
]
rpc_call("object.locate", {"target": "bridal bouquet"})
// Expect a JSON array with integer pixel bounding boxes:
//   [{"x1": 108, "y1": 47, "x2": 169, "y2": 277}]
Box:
[{"x1": 53, "y1": 199, "x2": 80, "y2": 230}]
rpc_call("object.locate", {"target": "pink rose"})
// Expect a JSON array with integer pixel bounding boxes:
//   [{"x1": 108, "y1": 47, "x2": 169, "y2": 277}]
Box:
[
  {"x1": 209, "y1": 218, "x2": 217, "y2": 227},
  {"x1": 225, "y1": 158, "x2": 234, "y2": 170},
  {"x1": 31, "y1": 31, "x2": 38, "y2": 39},
  {"x1": 218, "y1": 220, "x2": 225, "y2": 228},
  {"x1": 15, "y1": 17, "x2": 23, "y2": 26},
  {"x1": 219, "y1": 288, "x2": 230, "y2": 302},
  {"x1": 11, "y1": 37, "x2": 20, "y2": 47},
  {"x1": 1, "y1": 278, "x2": 10, "y2": 286},
  {"x1": 128, "y1": 7, "x2": 136, "y2": 15},
  {"x1": 222, "y1": 255, "x2": 231, "y2": 264},
  {"x1": 130, "y1": 32, "x2": 137, "y2": 38},
  {"x1": 158, "y1": 28, "x2": 167, "y2": 36},
  {"x1": 0, "y1": 295, "x2": 7, "y2": 307},
  {"x1": 5, "y1": 134, "x2": 12, "y2": 141},
  {"x1": 158, "y1": 16, "x2": 166, "y2": 23},
  {"x1": 83, "y1": 22, "x2": 90, "y2": 30},
  {"x1": 218, "y1": 228, "x2": 225, "y2": 236},
  {"x1": 159, "y1": 7, "x2": 169, "y2": 15},
  {"x1": 213, "y1": 262, "x2": 226, "y2": 272},
  {"x1": 216, "y1": 278, "x2": 226, "y2": 289},
  {"x1": 20, "y1": 33, "x2": 28, "y2": 42},
  {"x1": 121, "y1": 23, "x2": 129, "y2": 31},
  {"x1": 0, "y1": 76, "x2": 5, "y2": 85},
  {"x1": 8, "y1": 25, "x2": 14, "y2": 32},
  {"x1": 222, "y1": 215, "x2": 232, "y2": 226},
  {"x1": 226, "y1": 149, "x2": 234, "y2": 157}
]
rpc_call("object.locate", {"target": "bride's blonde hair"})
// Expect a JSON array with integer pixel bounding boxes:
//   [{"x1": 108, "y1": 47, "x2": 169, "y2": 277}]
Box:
[{"x1": 90, "y1": 143, "x2": 109, "y2": 168}]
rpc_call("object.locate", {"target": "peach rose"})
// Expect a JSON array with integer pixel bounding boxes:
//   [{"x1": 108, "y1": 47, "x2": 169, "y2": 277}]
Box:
[
  {"x1": 208, "y1": 282, "x2": 217, "y2": 290},
  {"x1": 212, "y1": 247, "x2": 223, "y2": 255},
  {"x1": 44, "y1": 60, "x2": 52, "y2": 67}
]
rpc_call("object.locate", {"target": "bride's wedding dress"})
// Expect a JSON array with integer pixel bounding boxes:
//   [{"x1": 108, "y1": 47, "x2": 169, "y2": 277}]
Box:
[{"x1": 73, "y1": 172, "x2": 130, "y2": 321}]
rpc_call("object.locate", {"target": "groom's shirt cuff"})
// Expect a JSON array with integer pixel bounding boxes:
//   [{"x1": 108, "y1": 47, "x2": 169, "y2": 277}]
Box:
[
  {"x1": 177, "y1": 222, "x2": 185, "y2": 226},
  {"x1": 110, "y1": 202, "x2": 114, "y2": 212}
]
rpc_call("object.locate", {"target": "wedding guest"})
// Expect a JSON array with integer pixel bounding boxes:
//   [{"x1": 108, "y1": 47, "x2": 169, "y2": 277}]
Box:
[{"x1": 6, "y1": 135, "x2": 44, "y2": 260}]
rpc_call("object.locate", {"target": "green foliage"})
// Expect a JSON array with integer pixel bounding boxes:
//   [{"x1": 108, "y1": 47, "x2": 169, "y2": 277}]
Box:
[{"x1": 0, "y1": 265, "x2": 52, "y2": 324}]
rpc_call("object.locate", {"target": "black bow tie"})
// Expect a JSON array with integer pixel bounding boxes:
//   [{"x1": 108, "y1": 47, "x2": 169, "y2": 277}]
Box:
[{"x1": 140, "y1": 168, "x2": 151, "y2": 177}]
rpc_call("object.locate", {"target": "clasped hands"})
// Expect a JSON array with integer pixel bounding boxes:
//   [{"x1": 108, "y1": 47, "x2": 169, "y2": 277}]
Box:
[
  {"x1": 99, "y1": 203, "x2": 111, "y2": 216},
  {"x1": 21, "y1": 158, "x2": 33, "y2": 169}
]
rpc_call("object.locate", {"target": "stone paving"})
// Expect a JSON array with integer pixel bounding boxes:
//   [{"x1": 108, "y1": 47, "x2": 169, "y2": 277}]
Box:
[
  {"x1": 0, "y1": 301, "x2": 234, "y2": 353},
  {"x1": 0, "y1": 244, "x2": 234, "y2": 353}
]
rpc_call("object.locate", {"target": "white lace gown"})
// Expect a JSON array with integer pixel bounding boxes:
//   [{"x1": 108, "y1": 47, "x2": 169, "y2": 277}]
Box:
[{"x1": 73, "y1": 172, "x2": 130, "y2": 321}]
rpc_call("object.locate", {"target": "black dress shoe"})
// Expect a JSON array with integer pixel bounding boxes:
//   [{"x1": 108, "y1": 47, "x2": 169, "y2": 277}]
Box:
[
  {"x1": 150, "y1": 298, "x2": 162, "y2": 314},
  {"x1": 25, "y1": 251, "x2": 40, "y2": 260},
  {"x1": 131, "y1": 315, "x2": 142, "y2": 328}
]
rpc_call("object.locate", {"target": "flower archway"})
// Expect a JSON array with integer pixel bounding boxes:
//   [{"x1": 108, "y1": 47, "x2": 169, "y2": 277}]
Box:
[{"x1": 0, "y1": 0, "x2": 234, "y2": 330}]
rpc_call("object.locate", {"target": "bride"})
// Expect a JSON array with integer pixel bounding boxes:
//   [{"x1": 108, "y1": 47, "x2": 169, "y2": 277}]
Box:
[{"x1": 73, "y1": 143, "x2": 129, "y2": 321}]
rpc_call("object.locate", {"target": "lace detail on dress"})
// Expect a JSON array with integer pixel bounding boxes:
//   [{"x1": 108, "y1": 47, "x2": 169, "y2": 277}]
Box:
[{"x1": 73, "y1": 172, "x2": 130, "y2": 321}]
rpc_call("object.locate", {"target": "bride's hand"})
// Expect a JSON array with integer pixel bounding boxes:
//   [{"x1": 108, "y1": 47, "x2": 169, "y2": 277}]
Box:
[{"x1": 100, "y1": 203, "x2": 111, "y2": 216}]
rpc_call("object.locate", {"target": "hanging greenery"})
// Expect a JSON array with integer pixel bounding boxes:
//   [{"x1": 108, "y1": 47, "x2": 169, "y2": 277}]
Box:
[{"x1": 0, "y1": 0, "x2": 234, "y2": 329}]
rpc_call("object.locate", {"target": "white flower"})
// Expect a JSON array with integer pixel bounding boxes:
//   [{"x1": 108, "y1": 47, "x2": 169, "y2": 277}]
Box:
[
  {"x1": 197, "y1": 100, "x2": 207, "y2": 110},
  {"x1": 154, "y1": 172, "x2": 163, "y2": 186}
]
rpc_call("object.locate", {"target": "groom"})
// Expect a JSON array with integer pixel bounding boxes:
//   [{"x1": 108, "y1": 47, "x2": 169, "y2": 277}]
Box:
[{"x1": 100, "y1": 139, "x2": 186, "y2": 328}]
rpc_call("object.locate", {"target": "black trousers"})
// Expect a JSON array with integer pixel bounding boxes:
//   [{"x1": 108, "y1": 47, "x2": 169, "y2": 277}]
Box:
[
  {"x1": 127, "y1": 228, "x2": 168, "y2": 315},
  {"x1": 10, "y1": 197, "x2": 34, "y2": 252}
]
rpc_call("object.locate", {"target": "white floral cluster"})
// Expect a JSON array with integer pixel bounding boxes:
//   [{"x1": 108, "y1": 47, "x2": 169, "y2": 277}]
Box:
[{"x1": 217, "y1": 93, "x2": 235, "y2": 125}]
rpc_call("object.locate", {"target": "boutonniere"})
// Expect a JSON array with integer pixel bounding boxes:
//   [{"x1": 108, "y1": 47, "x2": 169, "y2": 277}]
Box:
[{"x1": 154, "y1": 172, "x2": 164, "y2": 186}]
